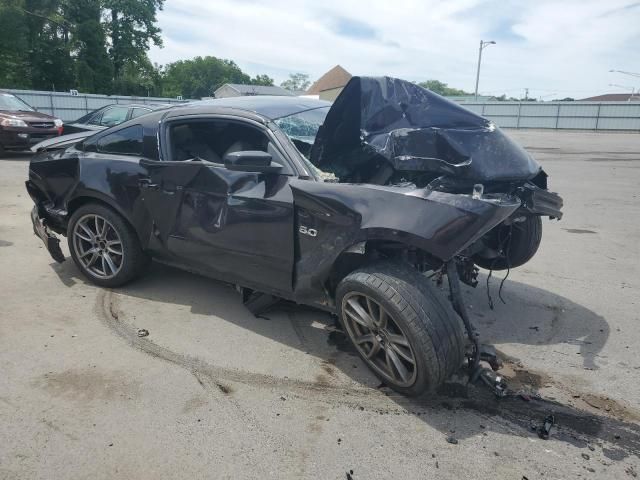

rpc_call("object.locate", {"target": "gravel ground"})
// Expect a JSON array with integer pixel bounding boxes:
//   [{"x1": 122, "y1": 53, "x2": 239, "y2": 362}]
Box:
[{"x1": 0, "y1": 130, "x2": 639, "y2": 479}]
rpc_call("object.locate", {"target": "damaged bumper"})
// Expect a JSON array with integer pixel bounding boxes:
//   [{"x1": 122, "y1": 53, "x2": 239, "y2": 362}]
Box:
[
  {"x1": 519, "y1": 183, "x2": 563, "y2": 220},
  {"x1": 30, "y1": 205, "x2": 65, "y2": 263}
]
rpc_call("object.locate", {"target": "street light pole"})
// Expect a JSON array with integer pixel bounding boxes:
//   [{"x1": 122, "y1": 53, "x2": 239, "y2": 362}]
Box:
[
  {"x1": 474, "y1": 40, "x2": 496, "y2": 100},
  {"x1": 609, "y1": 69, "x2": 640, "y2": 78}
]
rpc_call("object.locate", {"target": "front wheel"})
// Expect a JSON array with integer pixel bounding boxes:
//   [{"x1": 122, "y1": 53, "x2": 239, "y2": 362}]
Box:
[
  {"x1": 336, "y1": 262, "x2": 466, "y2": 396},
  {"x1": 67, "y1": 203, "x2": 149, "y2": 287}
]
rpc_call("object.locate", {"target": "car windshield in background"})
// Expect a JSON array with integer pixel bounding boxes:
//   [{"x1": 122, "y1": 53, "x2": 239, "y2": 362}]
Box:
[
  {"x1": 0, "y1": 93, "x2": 34, "y2": 112},
  {"x1": 274, "y1": 106, "x2": 330, "y2": 144}
]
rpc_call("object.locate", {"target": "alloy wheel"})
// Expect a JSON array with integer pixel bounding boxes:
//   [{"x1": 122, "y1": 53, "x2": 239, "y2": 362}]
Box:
[
  {"x1": 341, "y1": 292, "x2": 417, "y2": 387},
  {"x1": 72, "y1": 214, "x2": 124, "y2": 279}
]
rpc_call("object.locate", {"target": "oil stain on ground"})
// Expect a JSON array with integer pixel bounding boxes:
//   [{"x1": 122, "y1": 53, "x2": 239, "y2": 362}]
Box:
[
  {"x1": 563, "y1": 228, "x2": 597, "y2": 234},
  {"x1": 33, "y1": 368, "x2": 142, "y2": 402}
]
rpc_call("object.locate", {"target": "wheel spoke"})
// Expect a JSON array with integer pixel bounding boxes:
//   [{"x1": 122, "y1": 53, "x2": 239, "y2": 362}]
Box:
[
  {"x1": 388, "y1": 341, "x2": 415, "y2": 364},
  {"x1": 378, "y1": 308, "x2": 388, "y2": 330},
  {"x1": 366, "y1": 340, "x2": 381, "y2": 359},
  {"x1": 103, "y1": 252, "x2": 117, "y2": 275},
  {"x1": 85, "y1": 251, "x2": 99, "y2": 267},
  {"x1": 75, "y1": 231, "x2": 93, "y2": 242},
  {"x1": 106, "y1": 240, "x2": 122, "y2": 255},
  {"x1": 78, "y1": 222, "x2": 95, "y2": 240},
  {"x1": 387, "y1": 333, "x2": 409, "y2": 348},
  {"x1": 385, "y1": 346, "x2": 411, "y2": 383},
  {"x1": 100, "y1": 255, "x2": 108, "y2": 275},
  {"x1": 346, "y1": 298, "x2": 375, "y2": 329},
  {"x1": 354, "y1": 333, "x2": 375, "y2": 345},
  {"x1": 353, "y1": 332, "x2": 381, "y2": 358},
  {"x1": 79, "y1": 247, "x2": 99, "y2": 259}
]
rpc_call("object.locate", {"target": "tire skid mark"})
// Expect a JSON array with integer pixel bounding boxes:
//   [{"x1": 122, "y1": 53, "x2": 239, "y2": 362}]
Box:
[
  {"x1": 95, "y1": 290, "x2": 377, "y2": 400},
  {"x1": 96, "y1": 290, "x2": 640, "y2": 459}
]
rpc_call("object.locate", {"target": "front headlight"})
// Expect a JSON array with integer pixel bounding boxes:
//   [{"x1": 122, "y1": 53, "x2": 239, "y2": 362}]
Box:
[
  {"x1": 1, "y1": 118, "x2": 28, "y2": 128},
  {"x1": 54, "y1": 119, "x2": 63, "y2": 127}
]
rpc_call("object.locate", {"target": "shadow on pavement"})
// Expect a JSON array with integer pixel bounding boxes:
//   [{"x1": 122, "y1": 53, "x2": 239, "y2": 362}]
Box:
[{"x1": 50, "y1": 259, "x2": 639, "y2": 459}]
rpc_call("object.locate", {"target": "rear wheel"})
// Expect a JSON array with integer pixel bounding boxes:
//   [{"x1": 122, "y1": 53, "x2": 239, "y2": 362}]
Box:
[
  {"x1": 474, "y1": 215, "x2": 543, "y2": 271},
  {"x1": 67, "y1": 203, "x2": 149, "y2": 287},
  {"x1": 336, "y1": 262, "x2": 466, "y2": 396}
]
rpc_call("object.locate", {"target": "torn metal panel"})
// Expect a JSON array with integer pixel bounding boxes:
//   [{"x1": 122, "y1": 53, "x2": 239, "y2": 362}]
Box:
[{"x1": 311, "y1": 76, "x2": 541, "y2": 185}]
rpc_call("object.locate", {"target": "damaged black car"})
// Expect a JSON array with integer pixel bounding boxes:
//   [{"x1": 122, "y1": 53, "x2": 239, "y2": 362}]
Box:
[{"x1": 26, "y1": 77, "x2": 563, "y2": 396}]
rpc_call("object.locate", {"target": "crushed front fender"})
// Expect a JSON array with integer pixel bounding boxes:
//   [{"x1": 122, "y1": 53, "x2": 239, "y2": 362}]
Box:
[{"x1": 290, "y1": 180, "x2": 520, "y2": 307}]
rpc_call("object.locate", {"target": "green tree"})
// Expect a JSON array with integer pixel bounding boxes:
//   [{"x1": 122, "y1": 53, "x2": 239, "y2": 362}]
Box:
[
  {"x1": 161, "y1": 56, "x2": 253, "y2": 98},
  {"x1": 251, "y1": 74, "x2": 274, "y2": 86},
  {"x1": 103, "y1": 0, "x2": 164, "y2": 81},
  {"x1": 0, "y1": 0, "x2": 30, "y2": 88},
  {"x1": 20, "y1": 0, "x2": 75, "y2": 91},
  {"x1": 280, "y1": 73, "x2": 310, "y2": 91},
  {"x1": 0, "y1": 0, "x2": 165, "y2": 94},
  {"x1": 418, "y1": 80, "x2": 470, "y2": 96},
  {"x1": 67, "y1": 0, "x2": 113, "y2": 93}
]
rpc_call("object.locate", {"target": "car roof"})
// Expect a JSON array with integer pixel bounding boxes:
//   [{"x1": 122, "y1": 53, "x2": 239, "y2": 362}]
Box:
[
  {"x1": 182, "y1": 96, "x2": 331, "y2": 120},
  {"x1": 100, "y1": 103, "x2": 169, "y2": 110}
]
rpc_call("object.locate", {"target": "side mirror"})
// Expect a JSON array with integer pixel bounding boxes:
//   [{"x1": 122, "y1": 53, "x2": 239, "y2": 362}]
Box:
[{"x1": 224, "y1": 150, "x2": 282, "y2": 173}]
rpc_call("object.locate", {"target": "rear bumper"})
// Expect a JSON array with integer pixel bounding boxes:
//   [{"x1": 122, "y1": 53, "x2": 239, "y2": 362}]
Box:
[{"x1": 31, "y1": 205, "x2": 65, "y2": 263}]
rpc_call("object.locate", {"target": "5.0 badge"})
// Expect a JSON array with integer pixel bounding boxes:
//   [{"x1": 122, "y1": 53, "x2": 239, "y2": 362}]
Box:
[{"x1": 299, "y1": 226, "x2": 318, "y2": 237}]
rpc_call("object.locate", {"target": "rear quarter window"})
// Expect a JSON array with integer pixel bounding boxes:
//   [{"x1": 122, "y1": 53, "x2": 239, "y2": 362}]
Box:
[{"x1": 97, "y1": 125, "x2": 143, "y2": 155}]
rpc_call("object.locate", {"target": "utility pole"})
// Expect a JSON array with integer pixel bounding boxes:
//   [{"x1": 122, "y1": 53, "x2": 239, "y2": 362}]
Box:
[
  {"x1": 524, "y1": 88, "x2": 529, "y2": 101},
  {"x1": 474, "y1": 40, "x2": 496, "y2": 100}
]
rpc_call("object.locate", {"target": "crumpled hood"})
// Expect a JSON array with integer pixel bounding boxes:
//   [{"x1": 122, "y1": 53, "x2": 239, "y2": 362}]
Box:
[{"x1": 310, "y1": 76, "x2": 541, "y2": 184}]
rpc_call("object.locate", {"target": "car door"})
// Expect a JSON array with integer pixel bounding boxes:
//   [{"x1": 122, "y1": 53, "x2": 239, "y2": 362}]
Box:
[{"x1": 139, "y1": 116, "x2": 296, "y2": 296}]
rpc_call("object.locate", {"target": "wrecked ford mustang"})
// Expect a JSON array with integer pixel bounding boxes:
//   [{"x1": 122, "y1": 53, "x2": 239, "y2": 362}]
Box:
[{"x1": 26, "y1": 77, "x2": 563, "y2": 396}]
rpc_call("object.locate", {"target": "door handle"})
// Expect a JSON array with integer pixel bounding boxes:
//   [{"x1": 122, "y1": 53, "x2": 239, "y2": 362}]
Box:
[{"x1": 138, "y1": 178, "x2": 159, "y2": 190}]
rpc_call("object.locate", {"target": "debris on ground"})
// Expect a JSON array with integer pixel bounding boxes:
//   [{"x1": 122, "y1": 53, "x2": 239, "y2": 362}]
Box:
[
  {"x1": 136, "y1": 328, "x2": 149, "y2": 337},
  {"x1": 582, "y1": 453, "x2": 590, "y2": 460},
  {"x1": 446, "y1": 436, "x2": 458, "y2": 445},
  {"x1": 538, "y1": 414, "x2": 555, "y2": 440}
]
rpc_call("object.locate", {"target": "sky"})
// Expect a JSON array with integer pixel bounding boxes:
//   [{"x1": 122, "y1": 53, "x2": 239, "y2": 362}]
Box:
[{"x1": 148, "y1": 0, "x2": 640, "y2": 99}]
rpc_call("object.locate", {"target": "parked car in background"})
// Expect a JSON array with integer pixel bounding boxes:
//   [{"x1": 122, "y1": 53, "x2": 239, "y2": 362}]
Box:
[
  {"x1": 0, "y1": 91, "x2": 62, "y2": 155},
  {"x1": 62, "y1": 103, "x2": 170, "y2": 134}
]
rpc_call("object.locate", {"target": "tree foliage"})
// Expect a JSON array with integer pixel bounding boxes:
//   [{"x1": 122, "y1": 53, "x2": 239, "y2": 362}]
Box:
[
  {"x1": 418, "y1": 80, "x2": 470, "y2": 97},
  {"x1": 0, "y1": 2, "x2": 277, "y2": 98},
  {"x1": 280, "y1": 73, "x2": 310, "y2": 91},
  {"x1": 161, "y1": 56, "x2": 250, "y2": 98}
]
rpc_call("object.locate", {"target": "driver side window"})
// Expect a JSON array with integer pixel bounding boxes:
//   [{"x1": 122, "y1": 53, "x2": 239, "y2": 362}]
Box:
[{"x1": 167, "y1": 119, "x2": 283, "y2": 167}]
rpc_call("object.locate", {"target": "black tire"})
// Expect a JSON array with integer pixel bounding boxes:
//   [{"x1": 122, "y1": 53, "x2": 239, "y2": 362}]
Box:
[
  {"x1": 336, "y1": 261, "x2": 466, "y2": 396},
  {"x1": 67, "y1": 203, "x2": 149, "y2": 287},
  {"x1": 474, "y1": 215, "x2": 543, "y2": 271}
]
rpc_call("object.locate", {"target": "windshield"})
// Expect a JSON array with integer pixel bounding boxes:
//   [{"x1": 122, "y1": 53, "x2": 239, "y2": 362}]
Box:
[
  {"x1": 274, "y1": 107, "x2": 330, "y2": 144},
  {"x1": 0, "y1": 93, "x2": 34, "y2": 112}
]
